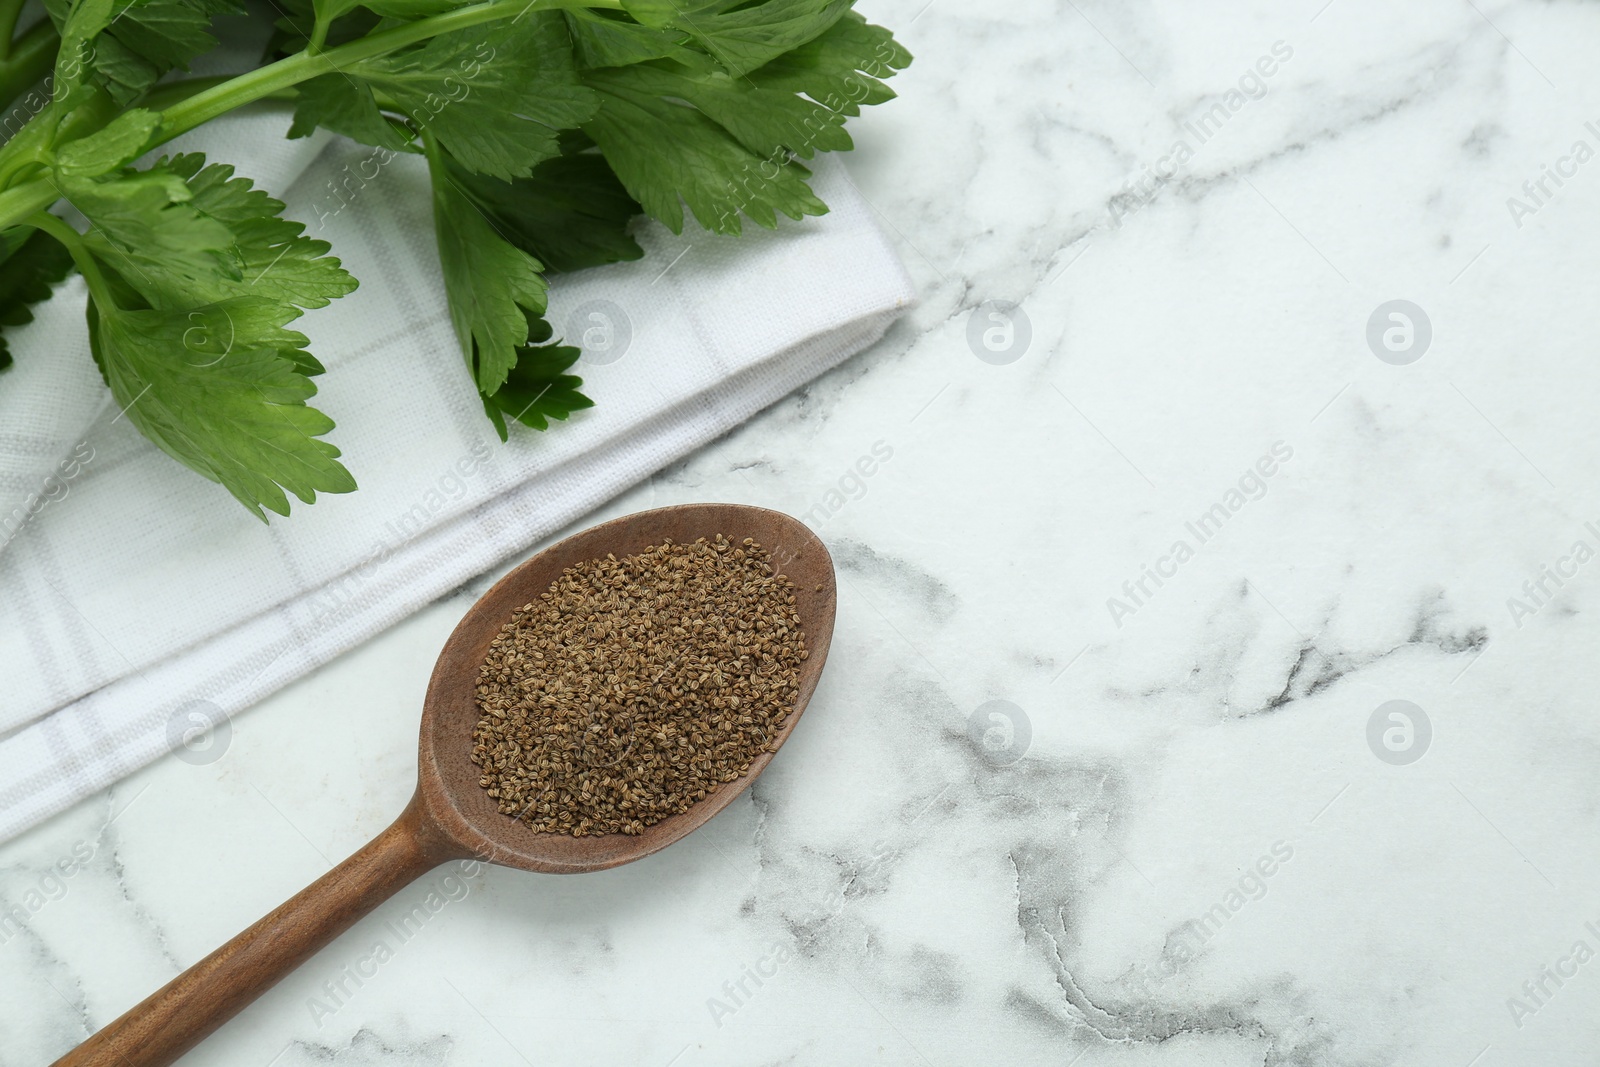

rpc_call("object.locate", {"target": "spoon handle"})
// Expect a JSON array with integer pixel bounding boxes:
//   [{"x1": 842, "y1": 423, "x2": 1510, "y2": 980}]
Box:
[{"x1": 52, "y1": 794, "x2": 459, "y2": 1067}]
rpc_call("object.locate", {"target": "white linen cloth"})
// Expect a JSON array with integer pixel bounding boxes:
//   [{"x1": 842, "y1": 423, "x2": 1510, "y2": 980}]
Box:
[{"x1": 0, "y1": 108, "x2": 915, "y2": 842}]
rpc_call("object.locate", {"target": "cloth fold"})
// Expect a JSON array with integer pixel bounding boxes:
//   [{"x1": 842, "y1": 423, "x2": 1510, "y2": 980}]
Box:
[{"x1": 0, "y1": 108, "x2": 914, "y2": 843}]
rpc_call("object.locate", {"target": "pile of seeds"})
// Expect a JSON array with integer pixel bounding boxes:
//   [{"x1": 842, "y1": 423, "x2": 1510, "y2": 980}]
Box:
[{"x1": 470, "y1": 535, "x2": 807, "y2": 836}]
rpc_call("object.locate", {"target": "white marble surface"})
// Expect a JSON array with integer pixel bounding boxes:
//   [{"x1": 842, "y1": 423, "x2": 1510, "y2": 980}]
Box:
[{"x1": 10, "y1": 0, "x2": 1600, "y2": 1063}]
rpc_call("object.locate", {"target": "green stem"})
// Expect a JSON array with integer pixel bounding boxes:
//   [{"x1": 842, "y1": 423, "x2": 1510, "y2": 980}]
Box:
[
  {"x1": 0, "y1": 141, "x2": 45, "y2": 186},
  {"x1": 160, "y1": 0, "x2": 622, "y2": 142},
  {"x1": 22, "y1": 209, "x2": 111, "y2": 304},
  {"x1": 141, "y1": 76, "x2": 296, "y2": 112},
  {"x1": 308, "y1": 17, "x2": 330, "y2": 54},
  {"x1": 0, "y1": 20, "x2": 60, "y2": 116},
  {"x1": 0, "y1": 177, "x2": 57, "y2": 232}
]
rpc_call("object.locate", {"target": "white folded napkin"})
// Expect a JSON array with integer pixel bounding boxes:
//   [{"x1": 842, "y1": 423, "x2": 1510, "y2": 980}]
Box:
[{"x1": 0, "y1": 108, "x2": 914, "y2": 843}]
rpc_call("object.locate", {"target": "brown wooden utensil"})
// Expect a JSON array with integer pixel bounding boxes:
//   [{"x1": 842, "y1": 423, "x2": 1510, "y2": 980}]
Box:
[{"x1": 53, "y1": 503, "x2": 836, "y2": 1067}]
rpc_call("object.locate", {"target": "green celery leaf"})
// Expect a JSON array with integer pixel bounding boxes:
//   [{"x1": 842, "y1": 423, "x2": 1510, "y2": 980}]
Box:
[
  {"x1": 56, "y1": 109, "x2": 162, "y2": 177},
  {"x1": 287, "y1": 75, "x2": 414, "y2": 152},
  {"x1": 428, "y1": 146, "x2": 551, "y2": 395},
  {"x1": 671, "y1": 0, "x2": 853, "y2": 77},
  {"x1": 615, "y1": 0, "x2": 852, "y2": 76},
  {"x1": 65, "y1": 151, "x2": 358, "y2": 517},
  {"x1": 325, "y1": 12, "x2": 597, "y2": 181},
  {"x1": 750, "y1": 12, "x2": 910, "y2": 116},
  {"x1": 164, "y1": 153, "x2": 359, "y2": 310},
  {"x1": 86, "y1": 293, "x2": 356, "y2": 518},
  {"x1": 0, "y1": 228, "x2": 77, "y2": 372},
  {"x1": 62, "y1": 165, "x2": 240, "y2": 304},
  {"x1": 105, "y1": 0, "x2": 242, "y2": 69},
  {"x1": 564, "y1": 8, "x2": 694, "y2": 68},
  {"x1": 50, "y1": 0, "x2": 115, "y2": 106},
  {"x1": 582, "y1": 64, "x2": 825, "y2": 234},
  {"x1": 581, "y1": 10, "x2": 910, "y2": 235},
  {"x1": 69, "y1": 154, "x2": 356, "y2": 312},
  {"x1": 481, "y1": 334, "x2": 593, "y2": 440},
  {"x1": 47, "y1": 0, "x2": 246, "y2": 105},
  {"x1": 443, "y1": 149, "x2": 642, "y2": 273},
  {"x1": 607, "y1": 62, "x2": 854, "y2": 161}
]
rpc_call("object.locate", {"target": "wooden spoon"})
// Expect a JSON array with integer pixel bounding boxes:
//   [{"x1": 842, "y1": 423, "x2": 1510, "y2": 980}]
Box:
[{"x1": 53, "y1": 503, "x2": 836, "y2": 1067}]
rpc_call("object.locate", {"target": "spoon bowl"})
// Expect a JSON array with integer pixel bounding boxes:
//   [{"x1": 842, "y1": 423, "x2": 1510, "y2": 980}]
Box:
[
  {"x1": 418, "y1": 502, "x2": 837, "y2": 872},
  {"x1": 55, "y1": 503, "x2": 835, "y2": 1067}
]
